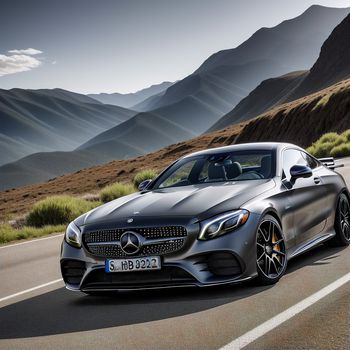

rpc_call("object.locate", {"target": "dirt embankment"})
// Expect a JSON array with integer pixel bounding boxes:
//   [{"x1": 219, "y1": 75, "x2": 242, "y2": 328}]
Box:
[{"x1": 236, "y1": 79, "x2": 350, "y2": 147}]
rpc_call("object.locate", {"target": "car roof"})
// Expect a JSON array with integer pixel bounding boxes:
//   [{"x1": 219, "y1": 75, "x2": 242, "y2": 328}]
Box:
[{"x1": 183, "y1": 142, "x2": 302, "y2": 158}]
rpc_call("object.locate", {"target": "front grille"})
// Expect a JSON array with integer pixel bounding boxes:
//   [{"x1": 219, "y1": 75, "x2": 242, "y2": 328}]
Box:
[
  {"x1": 83, "y1": 226, "x2": 187, "y2": 258},
  {"x1": 84, "y1": 226, "x2": 187, "y2": 243}
]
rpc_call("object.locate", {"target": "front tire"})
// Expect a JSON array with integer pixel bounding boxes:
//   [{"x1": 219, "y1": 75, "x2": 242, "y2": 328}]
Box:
[
  {"x1": 326, "y1": 193, "x2": 350, "y2": 247},
  {"x1": 255, "y1": 215, "x2": 287, "y2": 285}
]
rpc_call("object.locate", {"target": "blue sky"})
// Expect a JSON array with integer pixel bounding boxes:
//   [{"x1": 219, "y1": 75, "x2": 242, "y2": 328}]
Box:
[{"x1": 0, "y1": 0, "x2": 349, "y2": 94}]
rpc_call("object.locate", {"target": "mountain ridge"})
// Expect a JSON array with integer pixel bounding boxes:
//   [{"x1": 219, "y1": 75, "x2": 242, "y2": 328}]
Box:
[
  {"x1": 0, "y1": 88, "x2": 136, "y2": 165},
  {"x1": 88, "y1": 81, "x2": 174, "y2": 109},
  {"x1": 209, "y1": 10, "x2": 350, "y2": 132}
]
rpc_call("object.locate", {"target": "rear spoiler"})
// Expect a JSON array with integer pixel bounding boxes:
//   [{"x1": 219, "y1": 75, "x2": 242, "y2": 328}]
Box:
[{"x1": 318, "y1": 157, "x2": 344, "y2": 170}]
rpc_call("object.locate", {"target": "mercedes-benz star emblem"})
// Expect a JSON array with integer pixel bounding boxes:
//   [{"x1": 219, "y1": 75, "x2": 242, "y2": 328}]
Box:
[{"x1": 120, "y1": 231, "x2": 142, "y2": 255}]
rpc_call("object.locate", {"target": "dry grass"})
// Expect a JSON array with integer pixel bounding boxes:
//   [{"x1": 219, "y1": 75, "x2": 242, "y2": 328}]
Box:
[
  {"x1": 133, "y1": 169, "x2": 158, "y2": 187},
  {"x1": 100, "y1": 182, "x2": 136, "y2": 203},
  {"x1": 0, "y1": 224, "x2": 65, "y2": 244},
  {"x1": 26, "y1": 195, "x2": 100, "y2": 227}
]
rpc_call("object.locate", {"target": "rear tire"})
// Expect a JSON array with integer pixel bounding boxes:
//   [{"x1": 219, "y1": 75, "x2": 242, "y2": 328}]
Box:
[
  {"x1": 325, "y1": 193, "x2": 350, "y2": 247},
  {"x1": 255, "y1": 215, "x2": 287, "y2": 285}
]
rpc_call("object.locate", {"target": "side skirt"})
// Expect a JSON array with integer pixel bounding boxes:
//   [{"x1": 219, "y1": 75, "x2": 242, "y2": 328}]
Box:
[{"x1": 288, "y1": 231, "x2": 335, "y2": 260}]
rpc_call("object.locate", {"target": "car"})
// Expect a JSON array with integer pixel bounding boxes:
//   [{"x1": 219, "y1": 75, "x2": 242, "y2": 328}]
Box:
[{"x1": 60, "y1": 142, "x2": 350, "y2": 293}]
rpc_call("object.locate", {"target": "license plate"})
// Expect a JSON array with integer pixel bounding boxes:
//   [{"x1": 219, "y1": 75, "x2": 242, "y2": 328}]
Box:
[{"x1": 105, "y1": 256, "x2": 161, "y2": 273}]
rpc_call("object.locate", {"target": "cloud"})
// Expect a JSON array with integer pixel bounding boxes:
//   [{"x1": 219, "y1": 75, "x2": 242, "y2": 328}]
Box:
[
  {"x1": 0, "y1": 53, "x2": 42, "y2": 76},
  {"x1": 8, "y1": 48, "x2": 43, "y2": 55}
]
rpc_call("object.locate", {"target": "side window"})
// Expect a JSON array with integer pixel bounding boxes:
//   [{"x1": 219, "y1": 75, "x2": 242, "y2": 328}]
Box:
[
  {"x1": 301, "y1": 151, "x2": 319, "y2": 169},
  {"x1": 282, "y1": 149, "x2": 307, "y2": 180}
]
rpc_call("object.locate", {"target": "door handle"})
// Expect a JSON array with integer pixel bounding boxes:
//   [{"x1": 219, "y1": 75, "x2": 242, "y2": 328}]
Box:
[{"x1": 314, "y1": 177, "x2": 321, "y2": 184}]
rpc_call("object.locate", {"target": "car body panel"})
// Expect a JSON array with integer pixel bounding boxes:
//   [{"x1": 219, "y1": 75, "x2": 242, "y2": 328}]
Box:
[{"x1": 60, "y1": 142, "x2": 348, "y2": 292}]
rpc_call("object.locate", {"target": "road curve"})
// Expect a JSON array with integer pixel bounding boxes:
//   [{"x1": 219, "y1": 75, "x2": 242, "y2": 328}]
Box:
[{"x1": 0, "y1": 159, "x2": 349, "y2": 350}]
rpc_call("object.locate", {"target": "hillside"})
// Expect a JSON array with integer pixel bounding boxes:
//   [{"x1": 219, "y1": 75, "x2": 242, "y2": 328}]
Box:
[
  {"x1": 207, "y1": 70, "x2": 308, "y2": 132},
  {"x1": 235, "y1": 79, "x2": 350, "y2": 147},
  {"x1": 290, "y1": 12, "x2": 350, "y2": 99},
  {"x1": 0, "y1": 88, "x2": 137, "y2": 165},
  {"x1": 88, "y1": 81, "x2": 173, "y2": 109},
  {"x1": 209, "y1": 11, "x2": 350, "y2": 132},
  {"x1": 1, "y1": 78, "x2": 350, "y2": 220}
]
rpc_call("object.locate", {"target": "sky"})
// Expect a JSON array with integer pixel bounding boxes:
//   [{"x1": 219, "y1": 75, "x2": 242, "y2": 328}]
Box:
[{"x1": 0, "y1": 0, "x2": 349, "y2": 94}]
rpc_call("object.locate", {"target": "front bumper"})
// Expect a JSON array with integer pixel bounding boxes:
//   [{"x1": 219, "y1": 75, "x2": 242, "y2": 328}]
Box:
[{"x1": 60, "y1": 213, "x2": 261, "y2": 292}]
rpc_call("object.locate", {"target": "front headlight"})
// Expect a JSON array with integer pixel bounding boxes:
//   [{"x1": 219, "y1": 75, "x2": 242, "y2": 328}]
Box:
[
  {"x1": 65, "y1": 221, "x2": 82, "y2": 248},
  {"x1": 198, "y1": 209, "x2": 249, "y2": 240}
]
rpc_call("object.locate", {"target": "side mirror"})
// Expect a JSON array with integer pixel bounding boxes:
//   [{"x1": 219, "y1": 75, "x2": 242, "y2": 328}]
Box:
[
  {"x1": 290, "y1": 165, "x2": 312, "y2": 179},
  {"x1": 138, "y1": 179, "x2": 152, "y2": 191}
]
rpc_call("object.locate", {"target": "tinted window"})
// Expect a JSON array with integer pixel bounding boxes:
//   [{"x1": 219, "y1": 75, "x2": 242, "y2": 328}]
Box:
[
  {"x1": 301, "y1": 151, "x2": 319, "y2": 169},
  {"x1": 153, "y1": 150, "x2": 275, "y2": 189},
  {"x1": 282, "y1": 149, "x2": 307, "y2": 180}
]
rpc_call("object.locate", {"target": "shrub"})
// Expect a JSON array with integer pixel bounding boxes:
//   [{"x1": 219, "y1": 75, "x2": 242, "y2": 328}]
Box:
[
  {"x1": 309, "y1": 141, "x2": 335, "y2": 158},
  {"x1": 332, "y1": 135, "x2": 347, "y2": 147},
  {"x1": 133, "y1": 169, "x2": 158, "y2": 188},
  {"x1": 307, "y1": 129, "x2": 350, "y2": 158},
  {"x1": 0, "y1": 224, "x2": 66, "y2": 244},
  {"x1": 317, "y1": 132, "x2": 339, "y2": 144},
  {"x1": 306, "y1": 145, "x2": 316, "y2": 156},
  {"x1": 100, "y1": 182, "x2": 136, "y2": 203},
  {"x1": 313, "y1": 94, "x2": 331, "y2": 110},
  {"x1": 330, "y1": 143, "x2": 350, "y2": 158},
  {"x1": 341, "y1": 129, "x2": 350, "y2": 142},
  {"x1": 26, "y1": 195, "x2": 99, "y2": 227}
]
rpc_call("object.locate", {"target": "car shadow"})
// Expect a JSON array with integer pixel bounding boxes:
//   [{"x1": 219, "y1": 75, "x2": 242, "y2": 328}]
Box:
[{"x1": 0, "y1": 244, "x2": 346, "y2": 339}]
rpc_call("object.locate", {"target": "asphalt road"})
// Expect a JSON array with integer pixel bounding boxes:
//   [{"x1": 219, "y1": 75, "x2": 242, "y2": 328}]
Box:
[{"x1": 1, "y1": 159, "x2": 350, "y2": 350}]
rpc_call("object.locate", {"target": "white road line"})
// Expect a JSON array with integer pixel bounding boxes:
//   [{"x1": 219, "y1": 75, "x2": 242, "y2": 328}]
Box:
[
  {"x1": 0, "y1": 233, "x2": 64, "y2": 250},
  {"x1": 220, "y1": 272, "x2": 350, "y2": 350},
  {"x1": 0, "y1": 279, "x2": 63, "y2": 304}
]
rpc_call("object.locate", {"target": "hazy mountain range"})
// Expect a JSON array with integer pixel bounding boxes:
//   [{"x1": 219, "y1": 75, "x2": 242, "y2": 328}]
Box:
[
  {"x1": 0, "y1": 89, "x2": 136, "y2": 165},
  {"x1": 1, "y1": 5, "x2": 350, "y2": 190},
  {"x1": 88, "y1": 81, "x2": 174, "y2": 109}
]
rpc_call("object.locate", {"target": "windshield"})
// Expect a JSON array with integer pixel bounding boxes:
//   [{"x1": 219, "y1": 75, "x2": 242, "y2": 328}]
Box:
[{"x1": 153, "y1": 149, "x2": 275, "y2": 189}]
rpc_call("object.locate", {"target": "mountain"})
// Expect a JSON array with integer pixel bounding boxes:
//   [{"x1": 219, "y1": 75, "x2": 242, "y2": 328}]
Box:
[
  {"x1": 81, "y1": 5, "x2": 350, "y2": 147},
  {"x1": 209, "y1": 11, "x2": 350, "y2": 132},
  {"x1": 78, "y1": 5, "x2": 350, "y2": 155},
  {"x1": 1, "y1": 5, "x2": 349, "y2": 189},
  {"x1": 0, "y1": 88, "x2": 137, "y2": 165},
  {"x1": 207, "y1": 70, "x2": 308, "y2": 132},
  {"x1": 289, "y1": 12, "x2": 350, "y2": 99},
  {"x1": 147, "y1": 5, "x2": 349, "y2": 111},
  {"x1": 88, "y1": 81, "x2": 174, "y2": 109},
  {"x1": 2, "y1": 78, "x2": 350, "y2": 219}
]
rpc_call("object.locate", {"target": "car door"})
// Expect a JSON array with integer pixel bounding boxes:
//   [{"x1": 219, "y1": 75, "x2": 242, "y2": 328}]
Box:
[{"x1": 281, "y1": 148, "x2": 328, "y2": 246}]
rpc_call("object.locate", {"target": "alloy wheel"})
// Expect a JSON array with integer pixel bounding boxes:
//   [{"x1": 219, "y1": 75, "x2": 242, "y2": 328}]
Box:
[
  {"x1": 257, "y1": 219, "x2": 286, "y2": 279},
  {"x1": 339, "y1": 195, "x2": 350, "y2": 241}
]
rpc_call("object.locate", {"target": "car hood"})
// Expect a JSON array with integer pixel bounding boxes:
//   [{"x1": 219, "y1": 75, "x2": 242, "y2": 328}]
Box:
[{"x1": 77, "y1": 179, "x2": 276, "y2": 227}]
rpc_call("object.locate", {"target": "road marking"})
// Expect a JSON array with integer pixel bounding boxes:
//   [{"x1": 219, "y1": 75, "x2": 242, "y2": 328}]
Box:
[
  {"x1": 220, "y1": 272, "x2": 350, "y2": 350},
  {"x1": 0, "y1": 279, "x2": 63, "y2": 304},
  {"x1": 0, "y1": 233, "x2": 64, "y2": 250}
]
